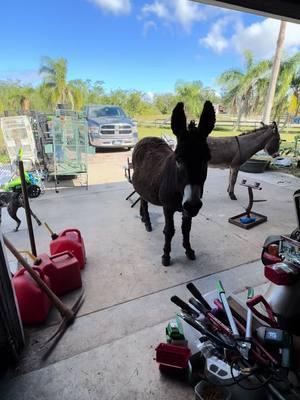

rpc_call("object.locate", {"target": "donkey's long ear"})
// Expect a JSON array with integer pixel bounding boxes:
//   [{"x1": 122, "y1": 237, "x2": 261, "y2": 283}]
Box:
[
  {"x1": 198, "y1": 101, "x2": 215, "y2": 137},
  {"x1": 171, "y1": 102, "x2": 186, "y2": 138}
]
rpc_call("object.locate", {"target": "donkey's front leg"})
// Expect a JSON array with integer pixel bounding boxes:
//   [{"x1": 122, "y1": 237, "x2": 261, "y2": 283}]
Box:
[
  {"x1": 182, "y1": 214, "x2": 195, "y2": 260},
  {"x1": 162, "y1": 207, "x2": 175, "y2": 266},
  {"x1": 140, "y1": 198, "x2": 152, "y2": 232},
  {"x1": 227, "y1": 166, "x2": 239, "y2": 200}
]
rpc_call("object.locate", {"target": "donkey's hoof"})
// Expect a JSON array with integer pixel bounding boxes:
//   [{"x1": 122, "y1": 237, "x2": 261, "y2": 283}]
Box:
[
  {"x1": 145, "y1": 223, "x2": 152, "y2": 232},
  {"x1": 162, "y1": 255, "x2": 171, "y2": 266},
  {"x1": 186, "y1": 249, "x2": 196, "y2": 260},
  {"x1": 229, "y1": 193, "x2": 237, "y2": 200}
]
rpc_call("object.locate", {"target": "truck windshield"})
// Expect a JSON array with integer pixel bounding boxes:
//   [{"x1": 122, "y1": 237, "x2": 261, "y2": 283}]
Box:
[{"x1": 88, "y1": 107, "x2": 126, "y2": 118}]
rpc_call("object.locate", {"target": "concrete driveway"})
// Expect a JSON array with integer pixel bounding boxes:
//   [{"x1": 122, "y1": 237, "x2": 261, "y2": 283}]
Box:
[{"x1": 1, "y1": 150, "x2": 299, "y2": 400}]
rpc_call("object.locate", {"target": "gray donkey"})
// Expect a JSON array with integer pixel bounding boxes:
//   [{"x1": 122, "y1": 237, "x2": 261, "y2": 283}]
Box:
[{"x1": 208, "y1": 122, "x2": 280, "y2": 200}]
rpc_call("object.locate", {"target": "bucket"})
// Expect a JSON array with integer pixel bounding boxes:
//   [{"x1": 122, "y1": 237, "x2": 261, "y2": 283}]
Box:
[{"x1": 195, "y1": 381, "x2": 231, "y2": 400}]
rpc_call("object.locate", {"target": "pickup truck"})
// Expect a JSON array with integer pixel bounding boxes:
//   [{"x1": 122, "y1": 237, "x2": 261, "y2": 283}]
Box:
[{"x1": 84, "y1": 105, "x2": 138, "y2": 149}]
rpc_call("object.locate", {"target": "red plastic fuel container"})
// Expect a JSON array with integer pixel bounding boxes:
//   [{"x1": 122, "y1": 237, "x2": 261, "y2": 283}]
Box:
[
  {"x1": 50, "y1": 229, "x2": 86, "y2": 269},
  {"x1": 37, "y1": 252, "x2": 82, "y2": 296},
  {"x1": 12, "y1": 267, "x2": 52, "y2": 325}
]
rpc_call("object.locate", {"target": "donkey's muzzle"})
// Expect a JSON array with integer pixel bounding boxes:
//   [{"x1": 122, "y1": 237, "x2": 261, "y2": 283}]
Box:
[{"x1": 183, "y1": 199, "x2": 202, "y2": 218}]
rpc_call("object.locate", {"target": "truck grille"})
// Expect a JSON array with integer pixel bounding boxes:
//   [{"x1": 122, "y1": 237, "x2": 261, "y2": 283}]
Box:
[
  {"x1": 119, "y1": 124, "x2": 132, "y2": 134},
  {"x1": 100, "y1": 124, "x2": 132, "y2": 135},
  {"x1": 100, "y1": 125, "x2": 114, "y2": 135}
]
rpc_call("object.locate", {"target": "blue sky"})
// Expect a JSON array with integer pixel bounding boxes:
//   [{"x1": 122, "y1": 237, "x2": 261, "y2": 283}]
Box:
[{"x1": 0, "y1": 0, "x2": 300, "y2": 95}]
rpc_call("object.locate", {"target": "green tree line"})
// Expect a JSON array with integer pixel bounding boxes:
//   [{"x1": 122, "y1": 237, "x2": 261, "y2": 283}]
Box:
[{"x1": 0, "y1": 53, "x2": 299, "y2": 121}]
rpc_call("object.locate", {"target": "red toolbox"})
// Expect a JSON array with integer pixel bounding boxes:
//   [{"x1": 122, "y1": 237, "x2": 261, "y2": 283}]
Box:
[
  {"x1": 37, "y1": 252, "x2": 82, "y2": 296},
  {"x1": 13, "y1": 267, "x2": 52, "y2": 325},
  {"x1": 155, "y1": 343, "x2": 191, "y2": 369},
  {"x1": 50, "y1": 229, "x2": 86, "y2": 269}
]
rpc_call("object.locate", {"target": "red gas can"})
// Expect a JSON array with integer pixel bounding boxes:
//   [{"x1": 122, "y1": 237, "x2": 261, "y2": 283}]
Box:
[
  {"x1": 50, "y1": 229, "x2": 86, "y2": 269},
  {"x1": 37, "y1": 252, "x2": 82, "y2": 296},
  {"x1": 13, "y1": 267, "x2": 52, "y2": 325}
]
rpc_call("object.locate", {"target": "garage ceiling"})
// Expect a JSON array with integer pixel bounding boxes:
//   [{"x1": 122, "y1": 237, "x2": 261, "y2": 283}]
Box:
[{"x1": 192, "y1": 1, "x2": 300, "y2": 23}]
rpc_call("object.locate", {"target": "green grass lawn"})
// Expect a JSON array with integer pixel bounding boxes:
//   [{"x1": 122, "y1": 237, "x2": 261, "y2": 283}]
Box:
[
  {"x1": 137, "y1": 124, "x2": 300, "y2": 142},
  {"x1": 0, "y1": 118, "x2": 299, "y2": 165}
]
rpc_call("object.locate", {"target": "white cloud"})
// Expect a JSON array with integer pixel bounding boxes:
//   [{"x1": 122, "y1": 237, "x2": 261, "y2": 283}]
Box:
[
  {"x1": 200, "y1": 17, "x2": 232, "y2": 53},
  {"x1": 141, "y1": 0, "x2": 206, "y2": 32},
  {"x1": 89, "y1": 0, "x2": 131, "y2": 15},
  {"x1": 142, "y1": 1, "x2": 168, "y2": 19},
  {"x1": 200, "y1": 17, "x2": 300, "y2": 58},
  {"x1": 232, "y1": 19, "x2": 300, "y2": 58},
  {"x1": 173, "y1": 0, "x2": 206, "y2": 31}
]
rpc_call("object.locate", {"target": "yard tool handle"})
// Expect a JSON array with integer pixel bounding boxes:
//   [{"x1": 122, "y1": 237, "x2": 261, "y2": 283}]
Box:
[
  {"x1": 214, "y1": 298, "x2": 278, "y2": 366},
  {"x1": 188, "y1": 298, "x2": 232, "y2": 336},
  {"x1": 217, "y1": 280, "x2": 239, "y2": 337},
  {"x1": 180, "y1": 314, "x2": 236, "y2": 350},
  {"x1": 19, "y1": 160, "x2": 37, "y2": 256},
  {"x1": 3, "y1": 235, "x2": 74, "y2": 321},
  {"x1": 186, "y1": 283, "x2": 211, "y2": 311},
  {"x1": 171, "y1": 296, "x2": 199, "y2": 318},
  {"x1": 246, "y1": 288, "x2": 254, "y2": 339},
  {"x1": 246, "y1": 295, "x2": 278, "y2": 328}
]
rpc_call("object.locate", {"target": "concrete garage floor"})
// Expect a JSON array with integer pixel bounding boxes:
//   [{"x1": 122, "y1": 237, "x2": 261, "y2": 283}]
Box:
[{"x1": 0, "y1": 152, "x2": 300, "y2": 399}]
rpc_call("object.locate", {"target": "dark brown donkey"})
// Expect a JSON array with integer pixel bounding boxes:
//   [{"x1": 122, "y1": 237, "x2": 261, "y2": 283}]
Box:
[
  {"x1": 132, "y1": 101, "x2": 215, "y2": 266},
  {"x1": 208, "y1": 122, "x2": 280, "y2": 200}
]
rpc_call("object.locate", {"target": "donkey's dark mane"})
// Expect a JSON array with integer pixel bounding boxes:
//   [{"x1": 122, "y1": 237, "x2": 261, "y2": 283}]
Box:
[{"x1": 238, "y1": 125, "x2": 269, "y2": 136}]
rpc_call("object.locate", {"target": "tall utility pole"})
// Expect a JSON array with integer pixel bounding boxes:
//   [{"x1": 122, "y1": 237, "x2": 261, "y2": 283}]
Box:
[{"x1": 262, "y1": 20, "x2": 287, "y2": 124}]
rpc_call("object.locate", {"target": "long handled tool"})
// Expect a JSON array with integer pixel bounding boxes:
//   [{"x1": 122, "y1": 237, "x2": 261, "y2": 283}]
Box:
[
  {"x1": 214, "y1": 298, "x2": 278, "y2": 366},
  {"x1": 170, "y1": 295, "x2": 236, "y2": 350},
  {"x1": 217, "y1": 280, "x2": 240, "y2": 338},
  {"x1": 19, "y1": 160, "x2": 37, "y2": 256},
  {"x1": 186, "y1": 283, "x2": 232, "y2": 336},
  {"x1": 3, "y1": 235, "x2": 84, "y2": 357}
]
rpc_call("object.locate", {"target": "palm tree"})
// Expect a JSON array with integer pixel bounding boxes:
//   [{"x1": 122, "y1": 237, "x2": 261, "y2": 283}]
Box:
[
  {"x1": 39, "y1": 57, "x2": 74, "y2": 109},
  {"x1": 272, "y1": 52, "x2": 300, "y2": 122},
  {"x1": 291, "y1": 73, "x2": 300, "y2": 116},
  {"x1": 218, "y1": 51, "x2": 271, "y2": 129},
  {"x1": 262, "y1": 21, "x2": 287, "y2": 124},
  {"x1": 175, "y1": 80, "x2": 205, "y2": 117}
]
